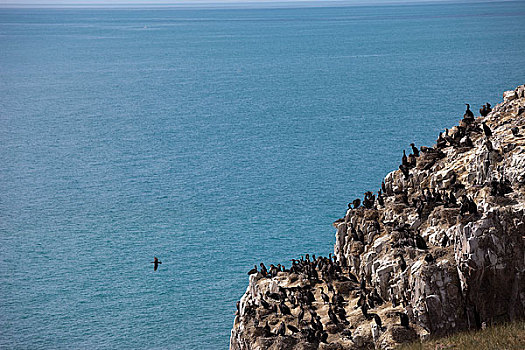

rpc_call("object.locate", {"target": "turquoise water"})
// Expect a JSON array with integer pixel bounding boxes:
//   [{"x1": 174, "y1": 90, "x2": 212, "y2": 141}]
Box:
[{"x1": 1, "y1": 2, "x2": 524, "y2": 348}]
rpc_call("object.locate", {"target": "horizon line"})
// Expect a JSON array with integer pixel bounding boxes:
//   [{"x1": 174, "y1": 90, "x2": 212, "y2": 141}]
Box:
[{"x1": 0, "y1": 0, "x2": 511, "y2": 10}]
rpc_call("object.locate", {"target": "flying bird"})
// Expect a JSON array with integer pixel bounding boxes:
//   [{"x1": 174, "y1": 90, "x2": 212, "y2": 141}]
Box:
[{"x1": 151, "y1": 257, "x2": 162, "y2": 271}]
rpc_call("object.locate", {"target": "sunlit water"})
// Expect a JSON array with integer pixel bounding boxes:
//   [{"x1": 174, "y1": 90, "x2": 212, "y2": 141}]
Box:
[{"x1": 1, "y1": 1, "x2": 524, "y2": 348}]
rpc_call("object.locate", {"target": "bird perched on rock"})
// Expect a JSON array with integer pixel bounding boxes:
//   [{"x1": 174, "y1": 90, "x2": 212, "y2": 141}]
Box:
[
  {"x1": 463, "y1": 103, "x2": 474, "y2": 121},
  {"x1": 319, "y1": 331, "x2": 328, "y2": 343},
  {"x1": 415, "y1": 234, "x2": 428, "y2": 250},
  {"x1": 263, "y1": 321, "x2": 273, "y2": 337},
  {"x1": 269, "y1": 264, "x2": 279, "y2": 277},
  {"x1": 259, "y1": 263, "x2": 268, "y2": 277},
  {"x1": 320, "y1": 287, "x2": 329, "y2": 304},
  {"x1": 360, "y1": 274, "x2": 367, "y2": 291},
  {"x1": 279, "y1": 301, "x2": 291, "y2": 316},
  {"x1": 480, "y1": 103, "x2": 492, "y2": 116},
  {"x1": 151, "y1": 257, "x2": 162, "y2": 271},
  {"x1": 399, "y1": 164, "x2": 410, "y2": 178},
  {"x1": 341, "y1": 328, "x2": 352, "y2": 339},
  {"x1": 266, "y1": 291, "x2": 280, "y2": 301},
  {"x1": 361, "y1": 303, "x2": 370, "y2": 319},
  {"x1": 396, "y1": 311, "x2": 410, "y2": 328},
  {"x1": 259, "y1": 297, "x2": 270, "y2": 310},
  {"x1": 424, "y1": 253, "x2": 434, "y2": 263},
  {"x1": 371, "y1": 288, "x2": 384, "y2": 306},
  {"x1": 328, "y1": 307, "x2": 339, "y2": 325},
  {"x1": 372, "y1": 313, "x2": 385, "y2": 331},
  {"x1": 247, "y1": 265, "x2": 257, "y2": 275},
  {"x1": 397, "y1": 254, "x2": 407, "y2": 272},
  {"x1": 482, "y1": 122, "x2": 492, "y2": 138},
  {"x1": 410, "y1": 143, "x2": 420, "y2": 157},
  {"x1": 287, "y1": 324, "x2": 299, "y2": 334},
  {"x1": 441, "y1": 234, "x2": 449, "y2": 247}
]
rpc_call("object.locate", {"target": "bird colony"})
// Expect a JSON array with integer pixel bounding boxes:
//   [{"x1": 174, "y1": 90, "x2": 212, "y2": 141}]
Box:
[{"x1": 230, "y1": 85, "x2": 525, "y2": 350}]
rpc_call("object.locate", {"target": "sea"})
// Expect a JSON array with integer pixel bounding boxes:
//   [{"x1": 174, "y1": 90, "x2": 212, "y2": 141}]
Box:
[{"x1": 0, "y1": 1, "x2": 524, "y2": 348}]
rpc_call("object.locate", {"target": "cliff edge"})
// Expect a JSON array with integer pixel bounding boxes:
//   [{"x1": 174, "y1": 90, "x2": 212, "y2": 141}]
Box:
[{"x1": 230, "y1": 85, "x2": 525, "y2": 349}]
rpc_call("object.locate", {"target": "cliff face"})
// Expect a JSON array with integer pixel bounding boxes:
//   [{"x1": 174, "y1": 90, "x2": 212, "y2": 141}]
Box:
[{"x1": 230, "y1": 85, "x2": 525, "y2": 349}]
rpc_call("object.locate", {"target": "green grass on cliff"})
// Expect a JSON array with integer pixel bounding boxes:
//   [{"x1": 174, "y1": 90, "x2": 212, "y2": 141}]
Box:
[{"x1": 398, "y1": 320, "x2": 525, "y2": 350}]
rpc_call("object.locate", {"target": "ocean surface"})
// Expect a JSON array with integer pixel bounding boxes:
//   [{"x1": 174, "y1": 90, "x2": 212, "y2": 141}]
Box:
[{"x1": 1, "y1": 1, "x2": 524, "y2": 348}]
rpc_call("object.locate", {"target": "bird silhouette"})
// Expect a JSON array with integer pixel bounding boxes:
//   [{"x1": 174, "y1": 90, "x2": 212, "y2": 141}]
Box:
[
  {"x1": 482, "y1": 122, "x2": 492, "y2": 138},
  {"x1": 151, "y1": 257, "x2": 162, "y2": 271}
]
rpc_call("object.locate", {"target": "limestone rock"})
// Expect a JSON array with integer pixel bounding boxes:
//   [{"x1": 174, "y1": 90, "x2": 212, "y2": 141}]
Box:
[{"x1": 230, "y1": 85, "x2": 525, "y2": 349}]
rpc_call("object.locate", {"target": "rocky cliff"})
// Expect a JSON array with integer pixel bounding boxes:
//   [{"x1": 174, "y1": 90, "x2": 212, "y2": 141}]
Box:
[{"x1": 230, "y1": 85, "x2": 525, "y2": 349}]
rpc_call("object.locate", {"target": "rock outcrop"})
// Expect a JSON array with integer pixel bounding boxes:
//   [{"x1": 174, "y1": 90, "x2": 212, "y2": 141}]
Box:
[{"x1": 230, "y1": 85, "x2": 525, "y2": 349}]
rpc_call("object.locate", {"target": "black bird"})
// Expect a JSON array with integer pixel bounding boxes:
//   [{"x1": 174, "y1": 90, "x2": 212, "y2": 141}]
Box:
[
  {"x1": 464, "y1": 103, "x2": 474, "y2": 120},
  {"x1": 247, "y1": 265, "x2": 258, "y2": 275},
  {"x1": 415, "y1": 234, "x2": 428, "y2": 250},
  {"x1": 373, "y1": 313, "x2": 385, "y2": 331},
  {"x1": 398, "y1": 254, "x2": 407, "y2": 272},
  {"x1": 449, "y1": 192, "x2": 457, "y2": 205},
  {"x1": 357, "y1": 228, "x2": 365, "y2": 243},
  {"x1": 260, "y1": 297, "x2": 270, "y2": 310},
  {"x1": 360, "y1": 275, "x2": 366, "y2": 291},
  {"x1": 320, "y1": 331, "x2": 328, "y2": 343},
  {"x1": 480, "y1": 103, "x2": 492, "y2": 116},
  {"x1": 425, "y1": 253, "x2": 434, "y2": 263},
  {"x1": 306, "y1": 290, "x2": 315, "y2": 304},
  {"x1": 287, "y1": 324, "x2": 299, "y2": 334},
  {"x1": 361, "y1": 303, "x2": 370, "y2": 319},
  {"x1": 263, "y1": 321, "x2": 272, "y2": 337},
  {"x1": 396, "y1": 311, "x2": 410, "y2": 328},
  {"x1": 511, "y1": 127, "x2": 520, "y2": 136},
  {"x1": 266, "y1": 291, "x2": 281, "y2": 301},
  {"x1": 320, "y1": 288, "x2": 329, "y2": 304},
  {"x1": 328, "y1": 307, "x2": 339, "y2": 324},
  {"x1": 151, "y1": 257, "x2": 162, "y2": 271},
  {"x1": 482, "y1": 122, "x2": 492, "y2": 138},
  {"x1": 356, "y1": 293, "x2": 365, "y2": 309},
  {"x1": 279, "y1": 302, "x2": 292, "y2": 316},
  {"x1": 336, "y1": 306, "x2": 347, "y2": 322},
  {"x1": 410, "y1": 143, "x2": 420, "y2": 157},
  {"x1": 460, "y1": 197, "x2": 469, "y2": 216},
  {"x1": 371, "y1": 288, "x2": 384, "y2": 306},
  {"x1": 399, "y1": 164, "x2": 410, "y2": 178},
  {"x1": 259, "y1": 263, "x2": 268, "y2": 277},
  {"x1": 297, "y1": 307, "x2": 304, "y2": 323},
  {"x1": 334, "y1": 293, "x2": 345, "y2": 306},
  {"x1": 304, "y1": 328, "x2": 316, "y2": 343},
  {"x1": 441, "y1": 234, "x2": 449, "y2": 247},
  {"x1": 402, "y1": 150, "x2": 408, "y2": 166},
  {"x1": 341, "y1": 328, "x2": 352, "y2": 339},
  {"x1": 469, "y1": 200, "x2": 478, "y2": 215},
  {"x1": 377, "y1": 192, "x2": 384, "y2": 207}
]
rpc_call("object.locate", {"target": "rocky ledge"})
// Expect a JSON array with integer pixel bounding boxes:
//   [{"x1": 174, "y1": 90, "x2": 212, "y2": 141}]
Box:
[{"x1": 230, "y1": 85, "x2": 525, "y2": 349}]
